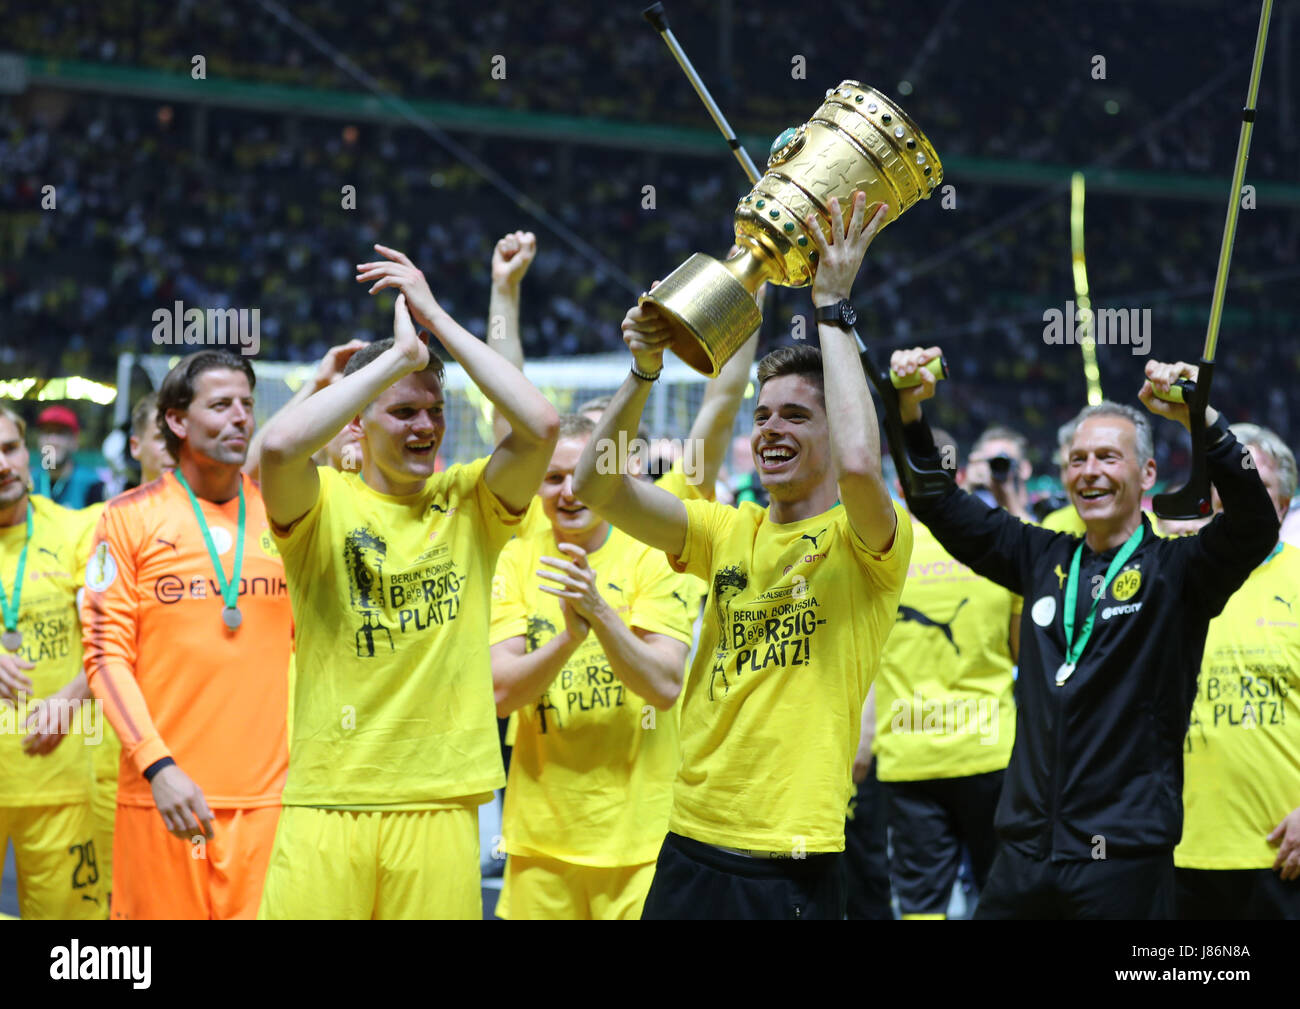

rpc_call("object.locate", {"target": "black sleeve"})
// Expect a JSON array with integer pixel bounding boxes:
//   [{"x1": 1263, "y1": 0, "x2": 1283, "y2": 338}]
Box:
[
  {"x1": 1182, "y1": 417, "x2": 1281, "y2": 616},
  {"x1": 903, "y1": 418, "x2": 1060, "y2": 596}
]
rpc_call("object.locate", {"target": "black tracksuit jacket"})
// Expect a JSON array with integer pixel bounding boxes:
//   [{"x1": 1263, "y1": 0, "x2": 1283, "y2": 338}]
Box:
[{"x1": 904, "y1": 416, "x2": 1279, "y2": 860}]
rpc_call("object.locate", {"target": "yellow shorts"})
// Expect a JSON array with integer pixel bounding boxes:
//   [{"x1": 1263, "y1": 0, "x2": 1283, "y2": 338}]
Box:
[
  {"x1": 0, "y1": 803, "x2": 105, "y2": 919},
  {"x1": 258, "y1": 805, "x2": 481, "y2": 920},
  {"x1": 90, "y1": 731, "x2": 120, "y2": 901},
  {"x1": 497, "y1": 854, "x2": 656, "y2": 920}
]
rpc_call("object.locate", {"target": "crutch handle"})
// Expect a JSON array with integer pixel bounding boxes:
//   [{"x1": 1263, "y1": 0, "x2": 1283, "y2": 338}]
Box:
[
  {"x1": 1152, "y1": 378, "x2": 1196, "y2": 405},
  {"x1": 643, "y1": 3, "x2": 669, "y2": 31},
  {"x1": 890, "y1": 356, "x2": 948, "y2": 389}
]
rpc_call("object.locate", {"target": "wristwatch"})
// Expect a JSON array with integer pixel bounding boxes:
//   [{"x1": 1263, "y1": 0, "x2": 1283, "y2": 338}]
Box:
[{"x1": 814, "y1": 299, "x2": 857, "y2": 329}]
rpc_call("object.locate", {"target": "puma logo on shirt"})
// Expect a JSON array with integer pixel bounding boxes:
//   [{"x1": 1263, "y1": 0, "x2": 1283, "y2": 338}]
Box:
[
  {"x1": 896, "y1": 598, "x2": 969, "y2": 655},
  {"x1": 800, "y1": 528, "x2": 828, "y2": 551}
]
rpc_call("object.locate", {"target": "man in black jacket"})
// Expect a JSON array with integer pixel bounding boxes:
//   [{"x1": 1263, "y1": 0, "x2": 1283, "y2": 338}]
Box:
[{"x1": 888, "y1": 346, "x2": 1279, "y2": 919}]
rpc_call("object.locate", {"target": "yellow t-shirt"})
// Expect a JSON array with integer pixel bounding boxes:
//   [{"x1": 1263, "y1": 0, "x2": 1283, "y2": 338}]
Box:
[
  {"x1": 873, "y1": 519, "x2": 1016, "y2": 782},
  {"x1": 490, "y1": 523, "x2": 696, "y2": 866},
  {"x1": 273, "y1": 459, "x2": 519, "y2": 807},
  {"x1": 1041, "y1": 504, "x2": 1085, "y2": 535},
  {"x1": 667, "y1": 498, "x2": 912, "y2": 852},
  {"x1": 0, "y1": 495, "x2": 99, "y2": 806},
  {"x1": 656, "y1": 457, "x2": 714, "y2": 503},
  {"x1": 1176, "y1": 543, "x2": 1300, "y2": 869},
  {"x1": 1042, "y1": 504, "x2": 1164, "y2": 536},
  {"x1": 516, "y1": 497, "x2": 549, "y2": 543},
  {"x1": 74, "y1": 501, "x2": 120, "y2": 793}
]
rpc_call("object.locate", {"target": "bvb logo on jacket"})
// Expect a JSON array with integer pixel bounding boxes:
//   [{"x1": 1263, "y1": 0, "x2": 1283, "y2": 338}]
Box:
[
  {"x1": 1111, "y1": 567, "x2": 1141, "y2": 601},
  {"x1": 1101, "y1": 564, "x2": 1144, "y2": 621}
]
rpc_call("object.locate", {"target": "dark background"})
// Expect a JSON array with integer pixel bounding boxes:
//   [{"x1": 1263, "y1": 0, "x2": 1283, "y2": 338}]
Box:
[{"x1": 1, "y1": 0, "x2": 1297, "y2": 475}]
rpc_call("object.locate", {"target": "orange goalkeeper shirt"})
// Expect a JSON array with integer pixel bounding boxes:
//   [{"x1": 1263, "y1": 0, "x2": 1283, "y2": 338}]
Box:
[{"x1": 80, "y1": 472, "x2": 292, "y2": 809}]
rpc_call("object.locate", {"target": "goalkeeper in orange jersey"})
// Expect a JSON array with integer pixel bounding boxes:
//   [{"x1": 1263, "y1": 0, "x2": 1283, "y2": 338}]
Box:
[{"x1": 81, "y1": 351, "x2": 294, "y2": 920}]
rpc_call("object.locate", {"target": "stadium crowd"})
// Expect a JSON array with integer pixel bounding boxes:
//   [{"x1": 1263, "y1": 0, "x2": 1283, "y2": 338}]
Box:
[
  {"x1": 2, "y1": 218, "x2": 1298, "y2": 921},
  {"x1": 2, "y1": 90, "x2": 1297, "y2": 471},
  {"x1": 1, "y1": 1, "x2": 1299, "y2": 923}
]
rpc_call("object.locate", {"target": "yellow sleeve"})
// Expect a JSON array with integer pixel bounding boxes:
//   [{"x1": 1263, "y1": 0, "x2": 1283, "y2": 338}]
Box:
[
  {"x1": 629, "y1": 547, "x2": 697, "y2": 646},
  {"x1": 658, "y1": 458, "x2": 714, "y2": 503},
  {"x1": 489, "y1": 538, "x2": 530, "y2": 647},
  {"x1": 843, "y1": 500, "x2": 913, "y2": 595},
  {"x1": 666, "y1": 498, "x2": 734, "y2": 582},
  {"x1": 75, "y1": 503, "x2": 106, "y2": 570},
  {"x1": 466, "y1": 457, "x2": 526, "y2": 550},
  {"x1": 269, "y1": 464, "x2": 332, "y2": 562}
]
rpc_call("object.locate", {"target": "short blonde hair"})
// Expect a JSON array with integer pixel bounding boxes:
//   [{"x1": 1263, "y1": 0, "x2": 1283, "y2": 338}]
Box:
[{"x1": 0, "y1": 405, "x2": 26, "y2": 440}]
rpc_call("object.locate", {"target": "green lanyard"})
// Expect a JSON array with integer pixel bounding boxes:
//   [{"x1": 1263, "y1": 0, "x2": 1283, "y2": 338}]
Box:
[
  {"x1": 1057, "y1": 523, "x2": 1145, "y2": 686},
  {"x1": 0, "y1": 503, "x2": 33, "y2": 652},
  {"x1": 175, "y1": 471, "x2": 246, "y2": 631},
  {"x1": 36, "y1": 468, "x2": 69, "y2": 503}
]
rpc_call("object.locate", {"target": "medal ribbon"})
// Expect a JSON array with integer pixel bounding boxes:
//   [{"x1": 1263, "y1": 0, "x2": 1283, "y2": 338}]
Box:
[
  {"x1": 36, "y1": 468, "x2": 70, "y2": 502},
  {"x1": 1061, "y1": 523, "x2": 1145, "y2": 677},
  {"x1": 0, "y1": 503, "x2": 33, "y2": 634},
  {"x1": 175, "y1": 471, "x2": 245, "y2": 614}
]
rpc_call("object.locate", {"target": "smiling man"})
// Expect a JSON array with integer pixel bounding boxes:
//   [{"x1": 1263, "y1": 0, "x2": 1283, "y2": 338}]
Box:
[
  {"x1": 0, "y1": 406, "x2": 104, "y2": 920},
  {"x1": 889, "y1": 346, "x2": 1279, "y2": 919},
  {"x1": 575, "y1": 192, "x2": 912, "y2": 920},
  {"x1": 81, "y1": 351, "x2": 293, "y2": 919},
  {"x1": 256, "y1": 248, "x2": 558, "y2": 920},
  {"x1": 489, "y1": 413, "x2": 696, "y2": 919},
  {"x1": 1176, "y1": 423, "x2": 1300, "y2": 919}
]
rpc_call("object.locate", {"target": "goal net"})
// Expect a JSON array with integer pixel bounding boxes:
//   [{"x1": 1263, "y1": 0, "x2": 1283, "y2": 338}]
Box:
[{"x1": 121, "y1": 352, "x2": 756, "y2": 468}]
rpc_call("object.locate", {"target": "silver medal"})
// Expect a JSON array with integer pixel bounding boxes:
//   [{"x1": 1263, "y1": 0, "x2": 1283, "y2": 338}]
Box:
[
  {"x1": 1055, "y1": 661, "x2": 1076, "y2": 686},
  {"x1": 1, "y1": 630, "x2": 20, "y2": 652},
  {"x1": 222, "y1": 606, "x2": 243, "y2": 630}
]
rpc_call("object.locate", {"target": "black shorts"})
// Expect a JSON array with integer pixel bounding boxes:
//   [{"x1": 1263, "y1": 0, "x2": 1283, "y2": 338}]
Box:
[
  {"x1": 641, "y1": 832, "x2": 845, "y2": 920},
  {"x1": 1176, "y1": 867, "x2": 1300, "y2": 920},
  {"x1": 843, "y1": 766, "x2": 892, "y2": 920},
  {"x1": 974, "y1": 844, "x2": 1175, "y2": 920},
  {"x1": 882, "y1": 769, "x2": 1004, "y2": 916}
]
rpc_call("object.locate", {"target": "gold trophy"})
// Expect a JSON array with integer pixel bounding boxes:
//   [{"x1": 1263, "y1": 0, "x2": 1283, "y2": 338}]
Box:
[{"x1": 644, "y1": 81, "x2": 943, "y2": 377}]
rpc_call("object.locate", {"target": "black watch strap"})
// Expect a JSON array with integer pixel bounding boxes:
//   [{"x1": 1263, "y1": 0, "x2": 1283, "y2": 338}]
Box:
[{"x1": 814, "y1": 299, "x2": 857, "y2": 329}]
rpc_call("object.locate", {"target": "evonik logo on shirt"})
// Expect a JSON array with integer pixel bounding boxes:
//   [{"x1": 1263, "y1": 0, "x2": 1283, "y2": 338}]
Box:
[{"x1": 153, "y1": 574, "x2": 287, "y2": 604}]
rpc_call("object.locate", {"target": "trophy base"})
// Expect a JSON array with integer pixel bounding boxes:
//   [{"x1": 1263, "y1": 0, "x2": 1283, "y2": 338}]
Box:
[{"x1": 641, "y1": 250, "x2": 766, "y2": 377}]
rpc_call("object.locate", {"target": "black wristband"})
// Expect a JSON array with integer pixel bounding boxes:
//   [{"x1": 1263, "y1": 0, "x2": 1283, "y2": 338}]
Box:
[
  {"x1": 1204, "y1": 412, "x2": 1231, "y2": 449},
  {"x1": 902, "y1": 418, "x2": 938, "y2": 459},
  {"x1": 143, "y1": 756, "x2": 176, "y2": 782},
  {"x1": 631, "y1": 363, "x2": 662, "y2": 383}
]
